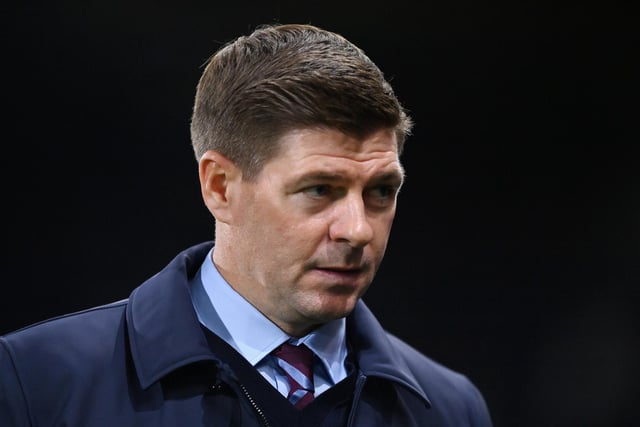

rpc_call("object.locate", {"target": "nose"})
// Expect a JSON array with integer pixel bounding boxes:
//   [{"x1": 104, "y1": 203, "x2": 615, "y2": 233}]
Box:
[{"x1": 329, "y1": 194, "x2": 374, "y2": 248}]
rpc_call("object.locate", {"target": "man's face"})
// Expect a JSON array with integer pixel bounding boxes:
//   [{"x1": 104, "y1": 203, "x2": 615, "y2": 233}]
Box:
[{"x1": 217, "y1": 127, "x2": 404, "y2": 337}]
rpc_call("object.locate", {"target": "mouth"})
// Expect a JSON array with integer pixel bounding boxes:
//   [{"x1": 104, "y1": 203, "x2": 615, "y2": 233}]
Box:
[
  {"x1": 311, "y1": 265, "x2": 367, "y2": 285},
  {"x1": 315, "y1": 262, "x2": 365, "y2": 273},
  {"x1": 304, "y1": 252, "x2": 372, "y2": 288}
]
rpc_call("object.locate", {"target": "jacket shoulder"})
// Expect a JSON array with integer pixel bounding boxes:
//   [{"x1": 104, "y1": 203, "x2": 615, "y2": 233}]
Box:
[
  {"x1": 3, "y1": 299, "x2": 128, "y2": 346},
  {"x1": 0, "y1": 300, "x2": 131, "y2": 425},
  {"x1": 1, "y1": 299, "x2": 129, "y2": 380},
  {"x1": 386, "y1": 332, "x2": 493, "y2": 426},
  {"x1": 386, "y1": 332, "x2": 469, "y2": 387}
]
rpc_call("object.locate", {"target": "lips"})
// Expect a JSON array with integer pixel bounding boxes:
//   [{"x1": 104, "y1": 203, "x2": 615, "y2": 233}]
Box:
[
  {"x1": 312, "y1": 266, "x2": 366, "y2": 284},
  {"x1": 317, "y1": 266, "x2": 362, "y2": 272},
  {"x1": 305, "y1": 253, "x2": 372, "y2": 282}
]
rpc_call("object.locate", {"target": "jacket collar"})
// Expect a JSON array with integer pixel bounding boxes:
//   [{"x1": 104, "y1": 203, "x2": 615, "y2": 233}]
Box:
[
  {"x1": 348, "y1": 301, "x2": 432, "y2": 407},
  {"x1": 126, "y1": 241, "x2": 216, "y2": 389},
  {"x1": 126, "y1": 241, "x2": 430, "y2": 407}
]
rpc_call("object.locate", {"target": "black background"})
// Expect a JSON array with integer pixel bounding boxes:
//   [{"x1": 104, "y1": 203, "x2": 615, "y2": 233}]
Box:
[{"x1": 3, "y1": 1, "x2": 639, "y2": 426}]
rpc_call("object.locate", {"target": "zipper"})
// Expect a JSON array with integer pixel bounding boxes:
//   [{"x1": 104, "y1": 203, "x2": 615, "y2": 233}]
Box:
[
  {"x1": 239, "y1": 382, "x2": 271, "y2": 427},
  {"x1": 347, "y1": 372, "x2": 367, "y2": 427}
]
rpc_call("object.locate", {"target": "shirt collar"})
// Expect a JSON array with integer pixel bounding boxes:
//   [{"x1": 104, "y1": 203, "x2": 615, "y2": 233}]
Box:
[{"x1": 194, "y1": 248, "x2": 347, "y2": 382}]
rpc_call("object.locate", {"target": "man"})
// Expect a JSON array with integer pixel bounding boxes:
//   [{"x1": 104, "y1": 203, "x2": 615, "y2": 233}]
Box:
[{"x1": 0, "y1": 23, "x2": 493, "y2": 426}]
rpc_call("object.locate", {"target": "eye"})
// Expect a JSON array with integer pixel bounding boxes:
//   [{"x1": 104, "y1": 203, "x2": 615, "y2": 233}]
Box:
[
  {"x1": 366, "y1": 185, "x2": 399, "y2": 208},
  {"x1": 370, "y1": 185, "x2": 396, "y2": 199},
  {"x1": 371, "y1": 184, "x2": 399, "y2": 199},
  {"x1": 302, "y1": 184, "x2": 332, "y2": 198}
]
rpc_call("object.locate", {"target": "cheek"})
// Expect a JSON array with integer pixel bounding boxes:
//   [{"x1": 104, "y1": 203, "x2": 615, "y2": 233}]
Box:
[
  {"x1": 250, "y1": 209, "x2": 311, "y2": 258},
  {"x1": 270, "y1": 220, "x2": 327, "y2": 269},
  {"x1": 370, "y1": 216, "x2": 395, "y2": 251}
]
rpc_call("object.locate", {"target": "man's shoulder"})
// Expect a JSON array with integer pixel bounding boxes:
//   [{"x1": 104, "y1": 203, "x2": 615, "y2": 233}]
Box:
[
  {"x1": 1, "y1": 241, "x2": 213, "y2": 355},
  {"x1": 1, "y1": 299, "x2": 129, "y2": 360},
  {"x1": 385, "y1": 332, "x2": 469, "y2": 384},
  {"x1": 385, "y1": 332, "x2": 492, "y2": 424},
  {"x1": 0, "y1": 299, "x2": 137, "y2": 424}
]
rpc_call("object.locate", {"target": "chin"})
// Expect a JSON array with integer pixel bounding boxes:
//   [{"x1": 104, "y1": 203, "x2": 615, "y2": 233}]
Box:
[{"x1": 312, "y1": 299, "x2": 359, "y2": 322}]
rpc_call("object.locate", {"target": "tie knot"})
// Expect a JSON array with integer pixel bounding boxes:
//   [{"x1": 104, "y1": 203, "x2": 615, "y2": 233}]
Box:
[
  {"x1": 273, "y1": 343, "x2": 314, "y2": 377},
  {"x1": 272, "y1": 343, "x2": 315, "y2": 408}
]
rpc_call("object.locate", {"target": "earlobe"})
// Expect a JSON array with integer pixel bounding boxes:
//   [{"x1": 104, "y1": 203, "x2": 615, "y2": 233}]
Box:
[{"x1": 198, "y1": 150, "x2": 237, "y2": 224}]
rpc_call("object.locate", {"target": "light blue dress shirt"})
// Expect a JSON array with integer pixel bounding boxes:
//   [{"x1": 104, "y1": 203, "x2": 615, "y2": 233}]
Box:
[{"x1": 189, "y1": 248, "x2": 348, "y2": 397}]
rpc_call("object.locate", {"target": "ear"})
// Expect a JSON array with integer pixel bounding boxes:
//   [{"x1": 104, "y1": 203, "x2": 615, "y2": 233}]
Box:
[{"x1": 198, "y1": 150, "x2": 240, "y2": 224}]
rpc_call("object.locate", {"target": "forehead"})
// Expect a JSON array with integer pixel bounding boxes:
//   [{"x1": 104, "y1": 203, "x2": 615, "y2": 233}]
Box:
[{"x1": 273, "y1": 127, "x2": 402, "y2": 171}]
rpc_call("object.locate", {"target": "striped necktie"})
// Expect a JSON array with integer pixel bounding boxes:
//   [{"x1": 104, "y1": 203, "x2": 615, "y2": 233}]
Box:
[{"x1": 272, "y1": 343, "x2": 315, "y2": 409}]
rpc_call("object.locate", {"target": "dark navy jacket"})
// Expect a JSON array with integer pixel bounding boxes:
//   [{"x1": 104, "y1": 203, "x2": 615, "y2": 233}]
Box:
[{"x1": 0, "y1": 242, "x2": 493, "y2": 426}]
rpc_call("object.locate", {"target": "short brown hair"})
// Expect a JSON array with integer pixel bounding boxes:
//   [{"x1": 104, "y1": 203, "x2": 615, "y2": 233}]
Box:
[{"x1": 190, "y1": 23, "x2": 413, "y2": 180}]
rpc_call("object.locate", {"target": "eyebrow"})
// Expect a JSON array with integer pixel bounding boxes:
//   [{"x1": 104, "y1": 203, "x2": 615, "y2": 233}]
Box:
[{"x1": 297, "y1": 170, "x2": 405, "y2": 186}]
